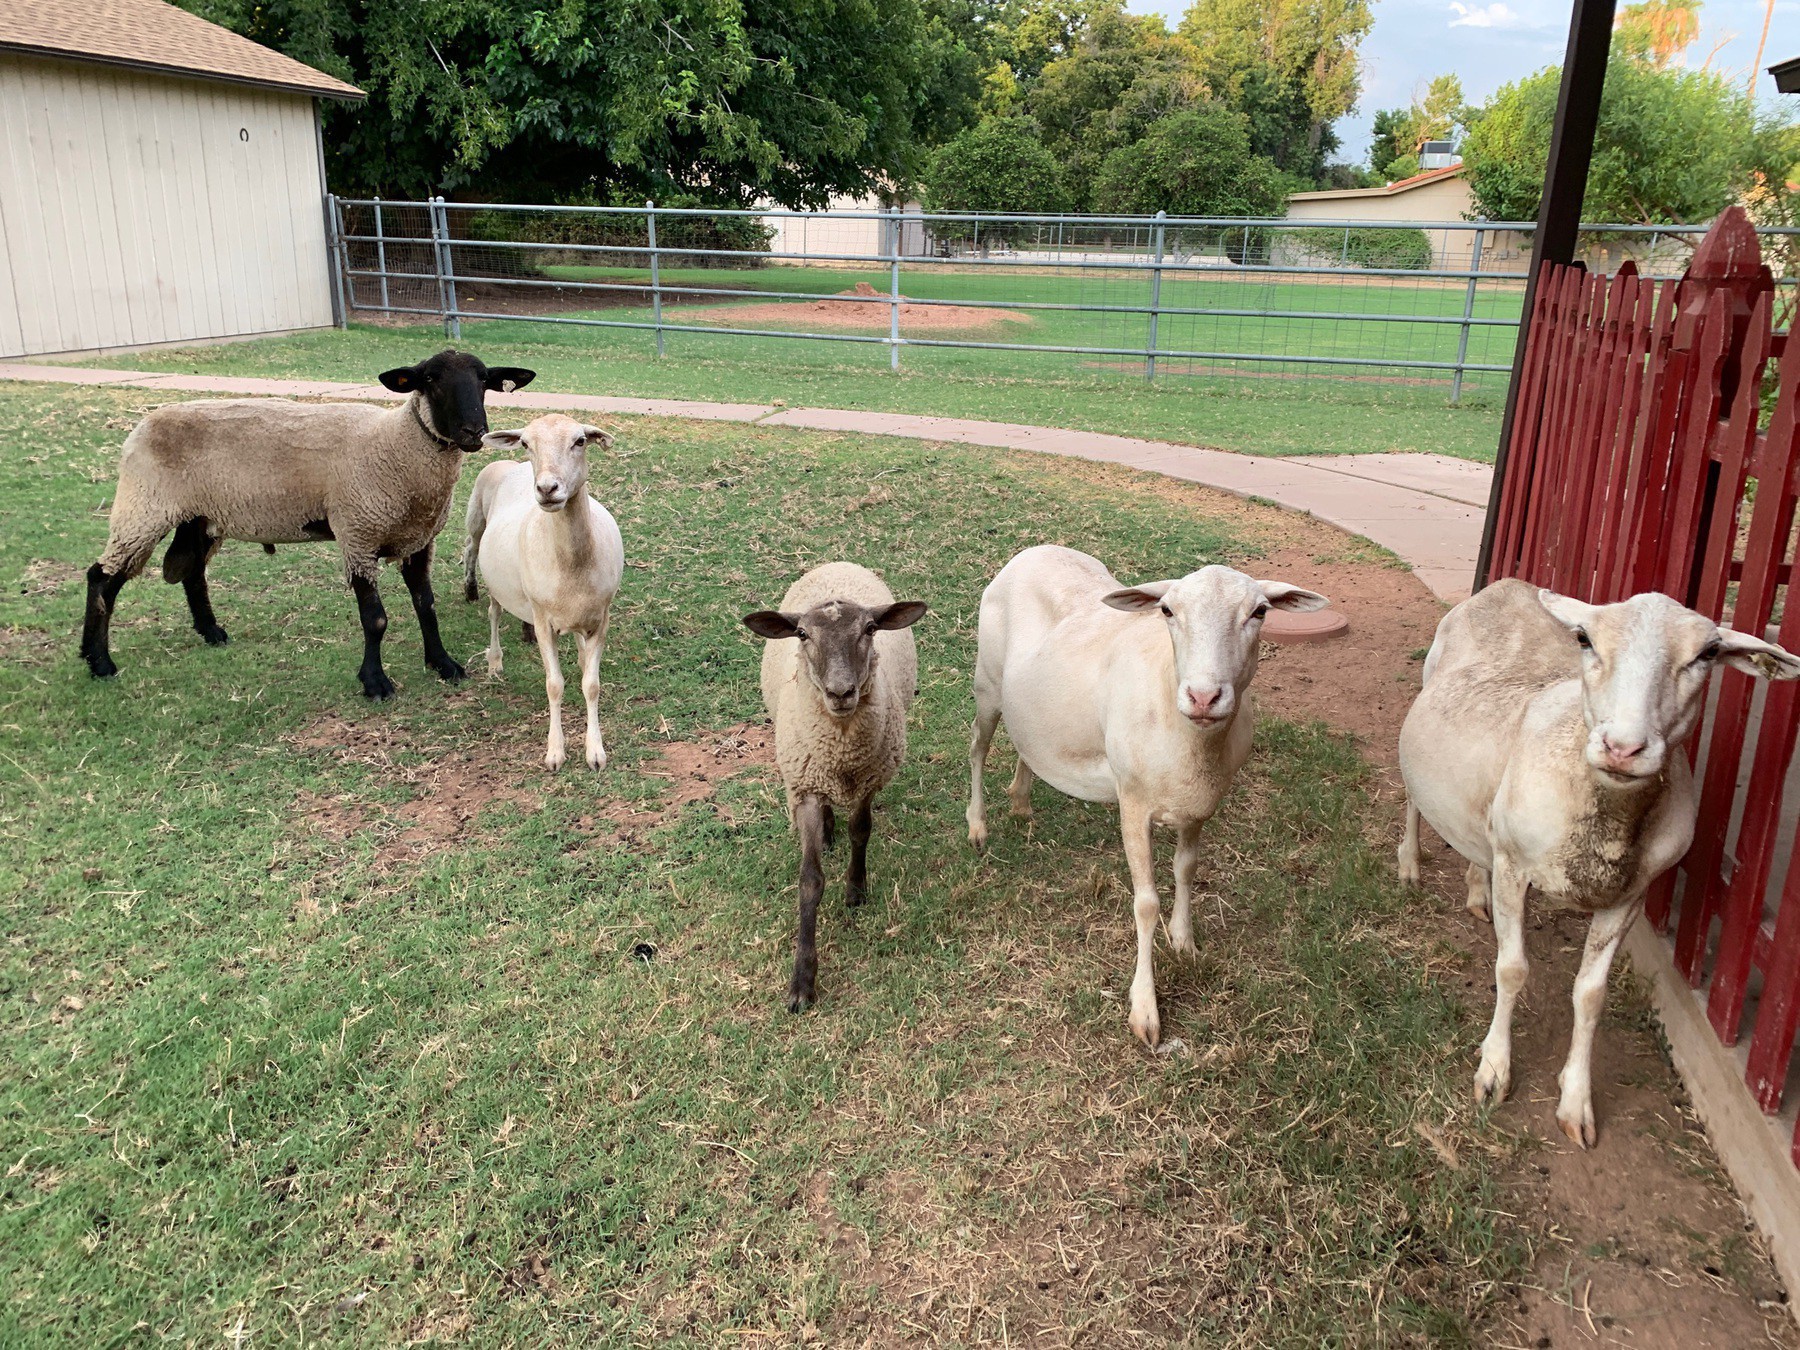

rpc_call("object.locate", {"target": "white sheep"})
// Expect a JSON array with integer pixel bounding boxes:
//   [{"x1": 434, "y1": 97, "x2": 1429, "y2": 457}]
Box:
[
  {"x1": 80, "y1": 349, "x2": 535, "y2": 699},
  {"x1": 1398, "y1": 578, "x2": 1800, "y2": 1147},
  {"x1": 463, "y1": 414, "x2": 624, "y2": 772},
  {"x1": 968, "y1": 545, "x2": 1328, "y2": 1046},
  {"x1": 742, "y1": 562, "x2": 928, "y2": 1012}
]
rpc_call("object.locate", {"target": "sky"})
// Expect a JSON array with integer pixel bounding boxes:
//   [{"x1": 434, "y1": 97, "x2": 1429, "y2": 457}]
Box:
[{"x1": 1130, "y1": 0, "x2": 1797, "y2": 164}]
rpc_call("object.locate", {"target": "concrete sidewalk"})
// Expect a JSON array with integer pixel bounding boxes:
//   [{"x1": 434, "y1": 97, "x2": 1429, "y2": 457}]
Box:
[{"x1": 0, "y1": 363, "x2": 1489, "y2": 602}]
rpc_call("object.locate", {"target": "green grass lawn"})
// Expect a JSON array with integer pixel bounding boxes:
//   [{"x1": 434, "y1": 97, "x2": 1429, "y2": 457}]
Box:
[
  {"x1": 1, "y1": 382, "x2": 1521, "y2": 1344},
  {"x1": 65, "y1": 260, "x2": 1513, "y2": 462}
]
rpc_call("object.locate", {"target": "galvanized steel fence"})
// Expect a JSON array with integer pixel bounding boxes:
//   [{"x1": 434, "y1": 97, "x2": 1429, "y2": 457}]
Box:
[{"x1": 322, "y1": 198, "x2": 1795, "y2": 402}]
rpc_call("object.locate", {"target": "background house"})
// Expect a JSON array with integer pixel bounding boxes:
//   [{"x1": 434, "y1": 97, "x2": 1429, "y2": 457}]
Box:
[
  {"x1": 0, "y1": 0, "x2": 362, "y2": 359},
  {"x1": 1284, "y1": 165, "x2": 1483, "y2": 271}
]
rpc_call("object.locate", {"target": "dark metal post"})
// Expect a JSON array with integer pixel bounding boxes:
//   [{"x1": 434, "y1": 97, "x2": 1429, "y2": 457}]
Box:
[
  {"x1": 1473, "y1": 0, "x2": 1618, "y2": 587},
  {"x1": 325, "y1": 193, "x2": 348, "y2": 328}
]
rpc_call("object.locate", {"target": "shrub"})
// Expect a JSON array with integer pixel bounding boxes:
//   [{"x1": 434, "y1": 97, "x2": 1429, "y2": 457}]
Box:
[{"x1": 1286, "y1": 226, "x2": 1432, "y2": 270}]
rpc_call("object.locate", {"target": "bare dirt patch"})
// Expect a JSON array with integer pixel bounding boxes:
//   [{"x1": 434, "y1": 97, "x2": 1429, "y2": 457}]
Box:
[
  {"x1": 287, "y1": 713, "x2": 775, "y2": 860},
  {"x1": 689, "y1": 280, "x2": 1032, "y2": 335}
]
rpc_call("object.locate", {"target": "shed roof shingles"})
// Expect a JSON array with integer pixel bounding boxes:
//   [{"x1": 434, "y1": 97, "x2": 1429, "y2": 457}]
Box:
[{"x1": 0, "y1": 0, "x2": 364, "y2": 101}]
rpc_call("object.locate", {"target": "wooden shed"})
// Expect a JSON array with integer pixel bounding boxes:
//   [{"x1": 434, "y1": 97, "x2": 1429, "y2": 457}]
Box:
[{"x1": 0, "y1": 0, "x2": 362, "y2": 359}]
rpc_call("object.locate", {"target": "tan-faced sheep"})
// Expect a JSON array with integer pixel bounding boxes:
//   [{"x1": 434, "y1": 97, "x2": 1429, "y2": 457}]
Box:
[
  {"x1": 463, "y1": 414, "x2": 624, "y2": 772},
  {"x1": 967, "y1": 545, "x2": 1328, "y2": 1047},
  {"x1": 80, "y1": 350, "x2": 535, "y2": 699},
  {"x1": 1398, "y1": 579, "x2": 1800, "y2": 1147},
  {"x1": 742, "y1": 562, "x2": 928, "y2": 1012}
]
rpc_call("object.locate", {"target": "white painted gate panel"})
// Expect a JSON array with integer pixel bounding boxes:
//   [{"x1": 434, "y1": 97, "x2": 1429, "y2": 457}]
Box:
[{"x1": 0, "y1": 52, "x2": 334, "y2": 358}]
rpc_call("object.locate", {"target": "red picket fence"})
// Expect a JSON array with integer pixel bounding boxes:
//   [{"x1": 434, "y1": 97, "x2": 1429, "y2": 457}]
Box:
[{"x1": 1487, "y1": 207, "x2": 1800, "y2": 1156}]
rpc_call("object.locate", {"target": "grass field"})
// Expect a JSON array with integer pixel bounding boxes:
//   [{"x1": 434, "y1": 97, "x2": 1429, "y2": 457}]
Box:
[
  {"x1": 0, "y1": 381, "x2": 1523, "y2": 1344},
  {"x1": 70, "y1": 260, "x2": 1516, "y2": 462}
]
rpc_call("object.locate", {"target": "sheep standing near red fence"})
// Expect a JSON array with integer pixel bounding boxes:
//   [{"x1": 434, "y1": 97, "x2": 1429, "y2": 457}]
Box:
[{"x1": 1486, "y1": 206, "x2": 1800, "y2": 1157}]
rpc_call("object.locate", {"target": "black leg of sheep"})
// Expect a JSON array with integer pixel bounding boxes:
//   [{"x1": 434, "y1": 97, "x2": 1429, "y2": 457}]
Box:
[
  {"x1": 789, "y1": 794, "x2": 830, "y2": 1013},
  {"x1": 401, "y1": 547, "x2": 465, "y2": 684},
  {"x1": 350, "y1": 576, "x2": 395, "y2": 701}
]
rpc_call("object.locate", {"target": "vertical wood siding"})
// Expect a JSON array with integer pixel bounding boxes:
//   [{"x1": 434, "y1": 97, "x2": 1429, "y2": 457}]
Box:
[{"x1": 0, "y1": 52, "x2": 332, "y2": 357}]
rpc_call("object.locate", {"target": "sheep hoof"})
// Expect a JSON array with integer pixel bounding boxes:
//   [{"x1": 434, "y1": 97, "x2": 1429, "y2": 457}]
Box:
[
  {"x1": 1556, "y1": 1103, "x2": 1597, "y2": 1149},
  {"x1": 586, "y1": 747, "x2": 606, "y2": 772},
  {"x1": 199, "y1": 625, "x2": 229, "y2": 647},
  {"x1": 1467, "y1": 902, "x2": 1492, "y2": 924},
  {"x1": 786, "y1": 986, "x2": 815, "y2": 1014},
  {"x1": 430, "y1": 655, "x2": 466, "y2": 683},
  {"x1": 967, "y1": 818, "x2": 988, "y2": 851},
  {"x1": 359, "y1": 668, "x2": 396, "y2": 701},
  {"x1": 1396, "y1": 854, "x2": 1421, "y2": 887},
  {"x1": 86, "y1": 653, "x2": 119, "y2": 679},
  {"x1": 1129, "y1": 1004, "x2": 1160, "y2": 1049},
  {"x1": 846, "y1": 883, "x2": 867, "y2": 908},
  {"x1": 545, "y1": 750, "x2": 565, "y2": 772},
  {"x1": 1473, "y1": 1057, "x2": 1509, "y2": 1107},
  {"x1": 463, "y1": 580, "x2": 478, "y2": 603}
]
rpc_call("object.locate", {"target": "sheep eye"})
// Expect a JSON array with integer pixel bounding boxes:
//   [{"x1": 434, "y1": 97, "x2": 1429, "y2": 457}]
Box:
[
  {"x1": 795, "y1": 628, "x2": 808, "y2": 641},
  {"x1": 1698, "y1": 641, "x2": 1721, "y2": 663},
  {"x1": 1159, "y1": 604, "x2": 1172, "y2": 617},
  {"x1": 1251, "y1": 604, "x2": 1269, "y2": 621},
  {"x1": 1573, "y1": 629, "x2": 1592, "y2": 649},
  {"x1": 865, "y1": 622, "x2": 878, "y2": 635}
]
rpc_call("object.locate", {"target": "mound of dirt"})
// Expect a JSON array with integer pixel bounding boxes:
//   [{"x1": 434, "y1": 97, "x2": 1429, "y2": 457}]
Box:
[{"x1": 692, "y1": 280, "x2": 1031, "y2": 335}]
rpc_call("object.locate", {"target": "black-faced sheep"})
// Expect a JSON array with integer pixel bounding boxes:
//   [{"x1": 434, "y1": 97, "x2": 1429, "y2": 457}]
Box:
[{"x1": 79, "y1": 349, "x2": 535, "y2": 699}]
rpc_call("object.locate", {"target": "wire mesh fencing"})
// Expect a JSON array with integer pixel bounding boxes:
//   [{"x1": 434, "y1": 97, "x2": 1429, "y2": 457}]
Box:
[{"x1": 326, "y1": 198, "x2": 1799, "y2": 405}]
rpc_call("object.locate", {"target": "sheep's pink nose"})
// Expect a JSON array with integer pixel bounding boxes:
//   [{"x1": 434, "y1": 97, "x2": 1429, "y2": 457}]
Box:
[
  {"x1": 537, "y1": 478, "x2": 562, "y2": 499},
  {"x1": 1182, "y1": 685, "x2": 1226, "y2": 718},
  {"x1": 1601, "y1": 734, "x2": 1647, "y2": 765}
]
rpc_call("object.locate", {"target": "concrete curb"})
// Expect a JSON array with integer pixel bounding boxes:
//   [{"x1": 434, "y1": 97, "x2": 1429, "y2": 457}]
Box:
[{"x1": 0, "y1": 362, "x2": 1487, "y2": 602}]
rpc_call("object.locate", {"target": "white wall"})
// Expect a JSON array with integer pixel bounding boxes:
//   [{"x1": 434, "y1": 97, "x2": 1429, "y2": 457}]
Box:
[
  {"x1": 0, "y1": 52, "x2": 334, "y2": 358},
  {"x1": 1285, "y1": 178, "x2": 1480, "y2": 270}
]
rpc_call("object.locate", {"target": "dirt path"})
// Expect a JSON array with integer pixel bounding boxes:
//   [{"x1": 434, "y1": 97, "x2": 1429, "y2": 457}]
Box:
[{"x1": 1241, "y1": 532, "x2": 1794, "y2": 1346}]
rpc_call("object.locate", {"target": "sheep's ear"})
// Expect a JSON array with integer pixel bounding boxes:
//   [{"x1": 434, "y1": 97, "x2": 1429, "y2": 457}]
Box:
[
  {"x1": 1716, "y1": 628, "x2": 1800, "y2": 681},
  {"x1": 482, "y1": 429, "x2": 525, "y2": 452},
  {"x1": 874, "y1": 601, "x2": 928, "y2": 630},
  {"x1": 1102, "y1": 581, "x2": 1173, "y2": 612},
  {"x1": 579, "y1": 425, "x2": 615, "y2": 450},
  {"x1": 485, "y1": 367, "x2": 537, "y2": 393},
  {"x1": 378, "y1": 365, "x2": 420, "y2": 393},
  {"x1": 1258, "y1": 581, "x2": 1329, "y2": 612},
  {"x1": 742, "y1": 610, "x2": 800, "y2": 640},
  {"x1": 1537, "y1": 588, "x2": 1599, "y2": 632}
]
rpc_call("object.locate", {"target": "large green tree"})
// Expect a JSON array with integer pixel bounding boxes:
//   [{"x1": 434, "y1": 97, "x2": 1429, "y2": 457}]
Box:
[
  {"x1": 919, "y1": 114, "x2": 1068, "y2": 216},
  {"x1": 1177, "y1": 0, "x2": 1372, "y2": 181},
  {"x1": 1023, "y1": 6, "x2": 1197, "y2": 206},
  {"x1": 1462, "y1": 56, "x2": 1759, "y2": 223},
  {"x1": 1090, "y1": 103, "x2": 1285, "y2": 217},
  {"x1": 180, "y1": 0, "x2": 959, "y2": 206}
]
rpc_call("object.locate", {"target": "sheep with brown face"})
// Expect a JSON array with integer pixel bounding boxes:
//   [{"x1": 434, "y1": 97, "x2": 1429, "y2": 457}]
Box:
[
  {"x1": 79, "y1": 350, "x2": 534, "y2": 699},
  {"x1": 742, "y1": 562, "x2": 927, "y2": 1012}
]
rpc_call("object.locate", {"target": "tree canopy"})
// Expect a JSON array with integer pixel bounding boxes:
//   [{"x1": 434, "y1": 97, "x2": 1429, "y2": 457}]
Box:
[
  {"x1": 1462, "y1": 56, "x2": 1759, "y2": 224},
  {"x1": 180, "y1": 0, "x2": 965, "y2": 206},
  {"x1": 919, "y1": 115, "x2": 1069, "y2": 216},
  {"x1": 1178, "y1": 0, "x2": 1371, "y2": 182},
  {"x1": 1091, "y1": 104, "x2": 1286, "y2": 217}
]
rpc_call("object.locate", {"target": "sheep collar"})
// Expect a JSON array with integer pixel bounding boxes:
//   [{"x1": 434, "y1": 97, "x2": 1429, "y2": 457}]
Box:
[{"x1": 410, "y1": 396, "x2": 456, "y2": 449}]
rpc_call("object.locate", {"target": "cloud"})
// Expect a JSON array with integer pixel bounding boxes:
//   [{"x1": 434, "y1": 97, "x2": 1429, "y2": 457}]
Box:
[{"x1": 1448, "y1": 2, "x2": 1532, "y2": 28}]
